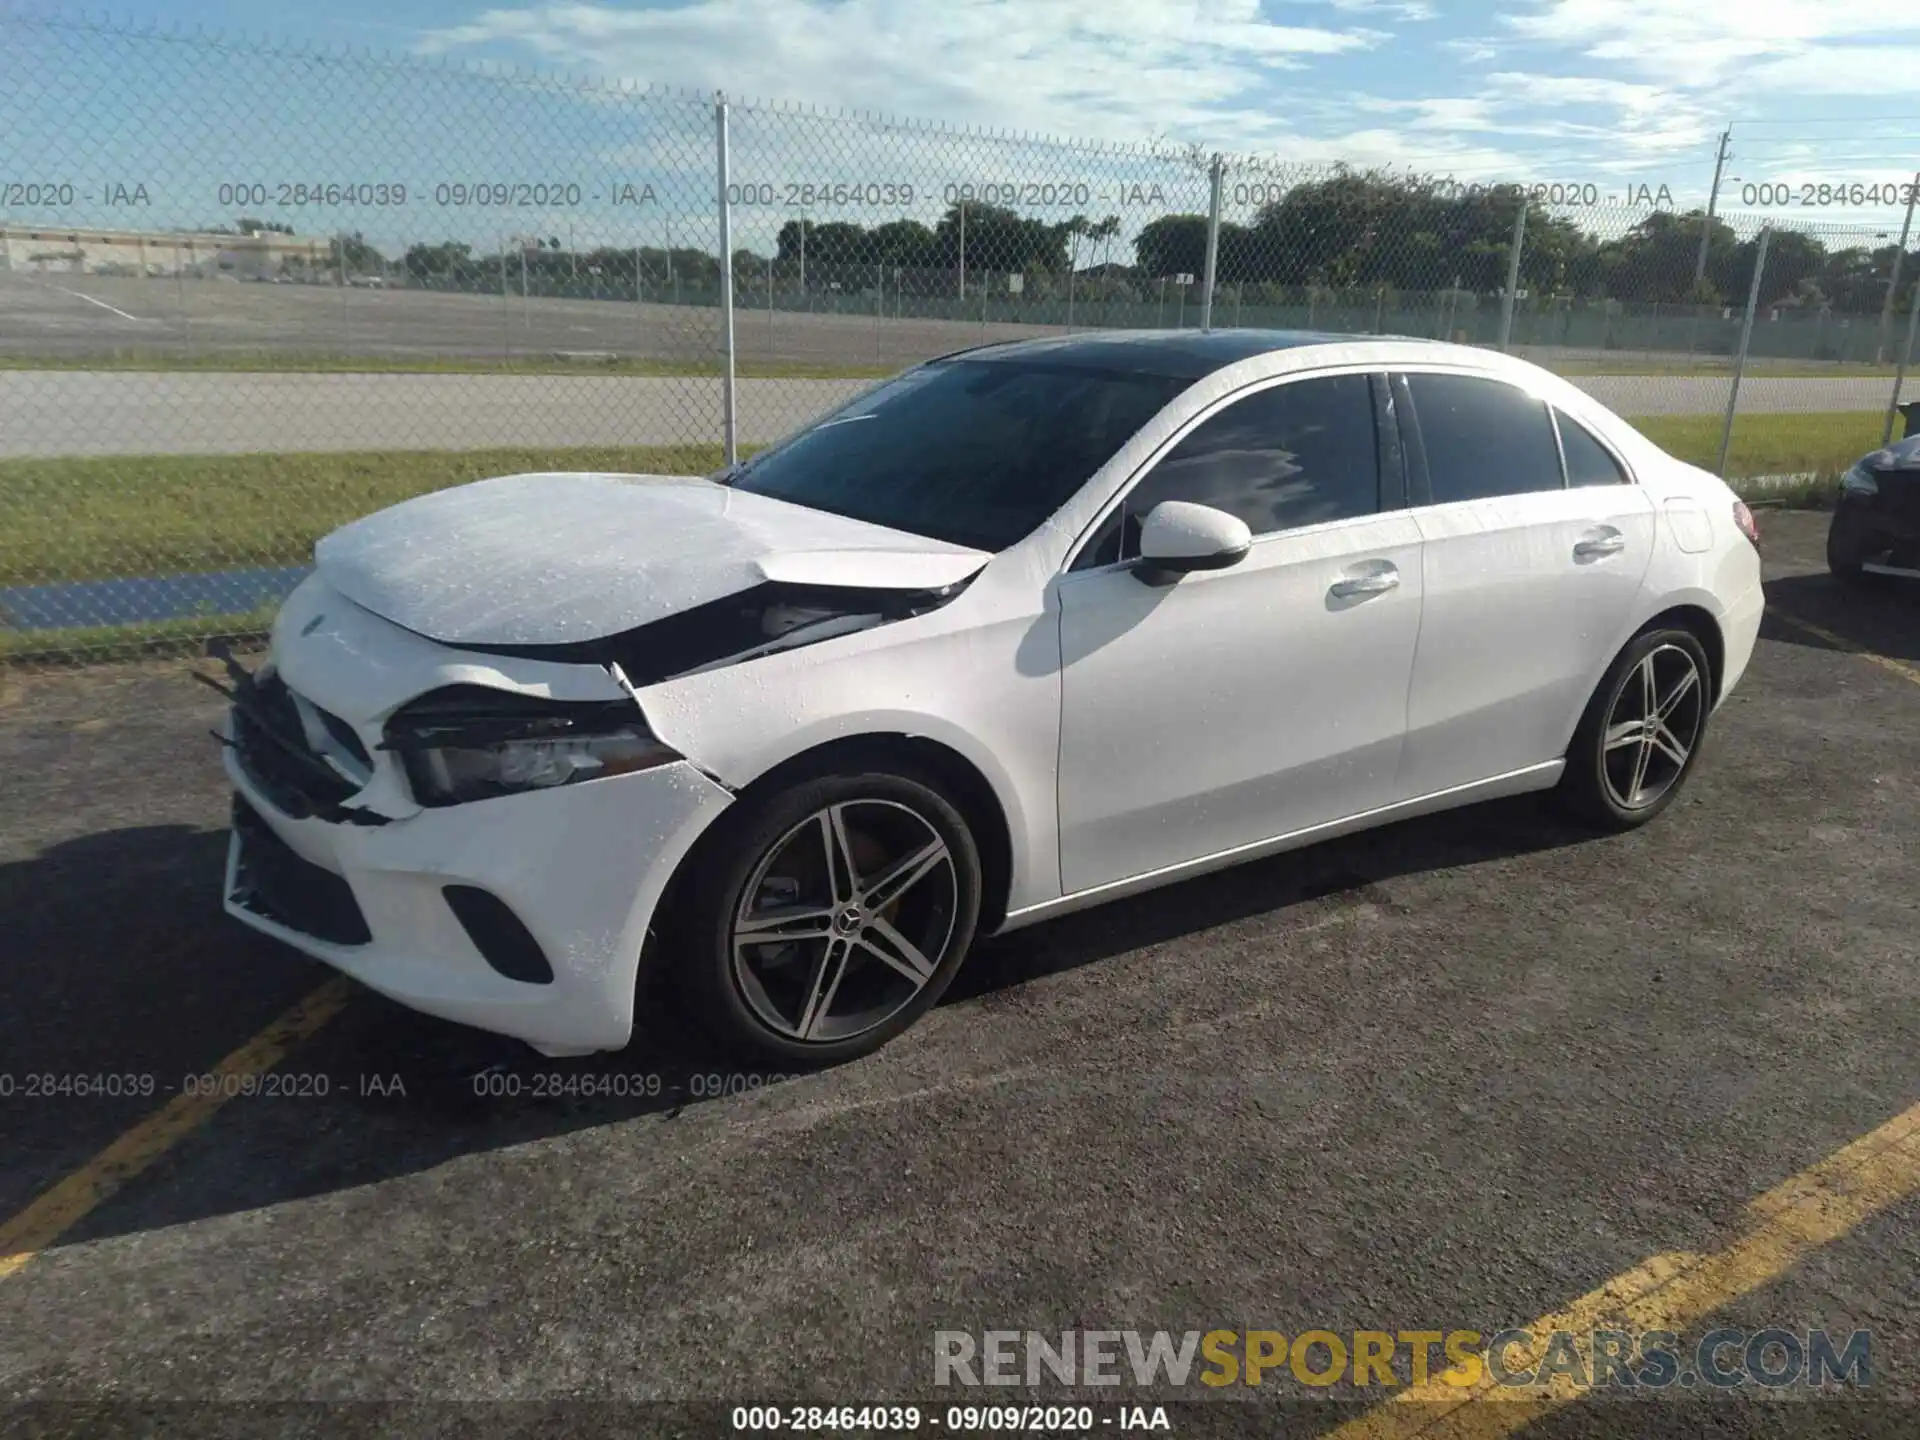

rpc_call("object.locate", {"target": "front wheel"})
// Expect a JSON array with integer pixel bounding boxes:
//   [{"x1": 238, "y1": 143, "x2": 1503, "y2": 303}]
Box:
[
  {"x1": 670, "y1": 770, "x2": 982, "y2": 1066},
  {"x1": 1559, "y1": 627, "x2": 1713, "y2": 831}
]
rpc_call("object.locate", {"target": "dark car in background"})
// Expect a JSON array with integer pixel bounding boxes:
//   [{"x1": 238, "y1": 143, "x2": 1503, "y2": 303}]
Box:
[{"x1": 1830, "y1": 433, "x2": 1920, "y2": 585}]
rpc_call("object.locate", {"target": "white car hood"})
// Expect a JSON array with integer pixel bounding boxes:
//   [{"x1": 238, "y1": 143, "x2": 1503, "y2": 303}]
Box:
[{"x1": 314, "y1": 472, "x2": 990, "y2": 646}]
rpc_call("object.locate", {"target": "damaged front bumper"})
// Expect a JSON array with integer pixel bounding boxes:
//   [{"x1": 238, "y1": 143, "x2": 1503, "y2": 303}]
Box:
[{"x1": 217, "y1": 576, "x2": 736, "y2": 1055}]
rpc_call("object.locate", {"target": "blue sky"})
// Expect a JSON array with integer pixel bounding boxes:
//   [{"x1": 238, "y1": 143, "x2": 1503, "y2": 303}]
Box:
[{"x1": 12, "y1": 1, "x2": 1920, "y2": 255}]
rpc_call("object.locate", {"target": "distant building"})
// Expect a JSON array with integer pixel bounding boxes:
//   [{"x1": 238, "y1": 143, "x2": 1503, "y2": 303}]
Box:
[{"x1": 0, "y1": 226, "x2": 329, "y2": 279}]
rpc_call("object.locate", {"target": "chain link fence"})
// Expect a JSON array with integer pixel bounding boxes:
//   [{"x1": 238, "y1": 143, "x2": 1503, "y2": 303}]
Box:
[{"x1": 4, "y1": 11, "x2": 1917, "y2": 661}]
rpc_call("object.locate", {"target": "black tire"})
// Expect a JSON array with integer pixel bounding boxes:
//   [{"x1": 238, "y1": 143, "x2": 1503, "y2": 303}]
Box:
[
  {"x1": 1559, "y1": 626, "x2": 1714, "y2": 832},
  {"x1": 668, "y1": 768, "x2": 982, "y2": 1067},
  {"x1": 1827, "y1": 505, "x2": 1885, "y2": 585}
]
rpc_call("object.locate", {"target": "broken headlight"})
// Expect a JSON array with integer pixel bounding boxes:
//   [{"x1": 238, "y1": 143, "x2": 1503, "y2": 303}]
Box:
[{"x1": 382, "y1": 686, "x2": 681, "y2": 807}]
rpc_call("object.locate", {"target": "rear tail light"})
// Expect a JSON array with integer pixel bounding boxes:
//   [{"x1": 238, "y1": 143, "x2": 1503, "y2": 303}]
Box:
[{"x1": 1732, "y1": 500, "x2": 1760, "y2": 548}]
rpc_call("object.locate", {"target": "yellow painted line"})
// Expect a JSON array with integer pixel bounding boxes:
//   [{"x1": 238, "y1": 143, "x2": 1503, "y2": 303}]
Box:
[
  {"x1": 0, "y1": 977, "x2": 350, "y2": 1282},
  {"x1": 1329, "y1": 1100, "x2": 1920, "y2": 1439},
  {"x1": 1771, "y1": 606, "x2": 1920, "y2": 688}
]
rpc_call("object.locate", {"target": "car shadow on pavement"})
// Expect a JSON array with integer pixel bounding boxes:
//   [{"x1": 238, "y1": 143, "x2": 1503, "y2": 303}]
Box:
[
  {"x1": 1763, "y1": 570, "x2": 1920, "y2": 666},
  {"x1": 7, "y1": 791, "x2": 1594, "y2": 1254}
]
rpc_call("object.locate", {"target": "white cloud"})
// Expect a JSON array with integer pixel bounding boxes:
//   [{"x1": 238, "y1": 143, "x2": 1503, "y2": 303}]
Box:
[
  {"x1": 1504, "y1": 0, "x2": 1920, "y2": 88},
  {"x1": 421, "y1": 0, "x2": 1386, "y2": 144}
]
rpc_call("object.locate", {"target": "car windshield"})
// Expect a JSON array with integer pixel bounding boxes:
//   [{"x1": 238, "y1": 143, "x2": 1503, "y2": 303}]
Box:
[{"x1": 724, "y1": 358, "x2": 1187, "y2": 551}]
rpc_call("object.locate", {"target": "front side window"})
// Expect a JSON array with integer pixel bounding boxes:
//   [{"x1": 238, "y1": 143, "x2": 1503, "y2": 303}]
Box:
[
  {"x1": 1083, "y1": 373, "x2": 1382, "y2": 565},
  {"x1": 725, "y1": 359, "x2": 1185, "y2": 552},
  {"x1": 1407, "y1": 372, "x2": 1563, "y2": 504}
]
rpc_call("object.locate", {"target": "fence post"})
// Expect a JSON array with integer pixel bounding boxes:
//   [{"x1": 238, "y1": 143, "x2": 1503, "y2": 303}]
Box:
[
  {"x1": 715, "y1": 92, "x2": 738, "y2": 467},
  {"x1": 1882, "y1": 273, "x2": 1920, "y2": 445},
  {"x1": 1717, "y1": 225, "x2": 1771, "y2": 478},
  {"x1": 1066, "y1": 230, "x2": 1076, "y2": 330},
  {"x1": 1201, "y1": 153, "x2": 1224, "y2": 332},
  {"x1": 1879, "y1": 171, "x2": 1920, "y2": 363},
  {"x1": 1499, "y1": 196, "x2": 1526, "y2": 353}
]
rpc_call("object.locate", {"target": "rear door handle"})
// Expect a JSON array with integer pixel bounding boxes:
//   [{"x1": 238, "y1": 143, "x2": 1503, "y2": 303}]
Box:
[
  {"x1": 1329, "y1": 565, "x2": 1400, "y2": 600},
  {"x1": 1574, "y1": 530, "x2": 1627, "y2": 559}
]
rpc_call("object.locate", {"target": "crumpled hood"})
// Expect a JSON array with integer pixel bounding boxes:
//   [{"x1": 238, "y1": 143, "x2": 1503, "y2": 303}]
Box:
[{"x1": 314, "y1": 472, "x2": 990, "y2": 646}]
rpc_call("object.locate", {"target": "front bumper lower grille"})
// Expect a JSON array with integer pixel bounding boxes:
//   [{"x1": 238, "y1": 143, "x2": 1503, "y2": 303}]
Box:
[
  {"x1": 222, "y1": 665, "x2": 373, "y2": 823},
  {"x1": 230, "y1": 797, "x2": 372, "y2": 946}
]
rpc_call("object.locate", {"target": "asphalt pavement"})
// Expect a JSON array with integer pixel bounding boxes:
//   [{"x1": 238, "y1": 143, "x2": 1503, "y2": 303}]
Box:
[
  {"x1": 1, "y1": 271, "x2": 1912, "y2": 455},
  {"x1": 0, "y1": 512, "x2": 1914, "y2": 1438}
]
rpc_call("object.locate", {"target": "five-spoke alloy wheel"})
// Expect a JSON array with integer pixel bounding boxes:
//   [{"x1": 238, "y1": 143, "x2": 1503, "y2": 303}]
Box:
[
  {"x1": 1562, "y1": 626, "x2": 1714, "y2": 830},
  {"x1": 673, "y1": 769, "x2": 982, "y2": 1065}
]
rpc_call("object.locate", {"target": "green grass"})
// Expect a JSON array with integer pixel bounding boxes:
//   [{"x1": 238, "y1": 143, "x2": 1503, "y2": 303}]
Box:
[
  {"x1": 0, "y1": 348, "x2": 1903, "y2": 383},
  {"x1": 0, "y1": 608, "x2": 277, "y2": 662},
  {"x1": 1556, "y1": 360, "x2": 1904, "y2": 379},
  {"x1": 0, "y1": 444, "x2": 733, "y2": 588},
  {"x1": 1634, "y1": 410, "x2": 1887, "y2": 482},
  {"x1": 0, "y1": 351, "x2": 894, "y2": 381},
  {"x1": 0, "y1": 412, "x2": 1874, "y2": 662},
  {"x1": 1, "y1": 415, "x2": 1873, "y2": 591}
]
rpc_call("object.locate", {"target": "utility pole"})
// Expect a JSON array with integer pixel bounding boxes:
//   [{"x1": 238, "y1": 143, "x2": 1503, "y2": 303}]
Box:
[
  {"x1": 1718, "y1": 225, "x2": 1771, "y2": 477},
  {"x1": 1694, "y1": 127, "x2": 1732, "y2": 290},
  {"x1": 957, "y1": 202, "x2": 967, "y2": 300}
]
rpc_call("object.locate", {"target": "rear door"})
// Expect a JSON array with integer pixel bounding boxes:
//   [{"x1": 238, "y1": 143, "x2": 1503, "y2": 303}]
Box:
[{"x1": 1396, "y1": 370, "x2": 1656, "y2": 798}]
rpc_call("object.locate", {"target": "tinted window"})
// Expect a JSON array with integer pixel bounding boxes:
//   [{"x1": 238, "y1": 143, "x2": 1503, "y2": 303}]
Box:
[
  {"x1": 1095, "y1": 374, "x2": 1379, "y2": 560},
  {"x1": 726, "y1": 360, "x2": 1185, "y2": 551},
  {"x1": 1407, "y1": 373, "x2": 1562, "y2": 503},
  {"x1": 1556, "y1": 410, "x2": 1629, "y2": 486}
]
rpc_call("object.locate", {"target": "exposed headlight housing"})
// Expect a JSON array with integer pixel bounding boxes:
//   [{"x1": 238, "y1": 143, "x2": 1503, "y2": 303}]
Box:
[{"x1": 382, "y1": 686, "x2": 681, "y2": 806}]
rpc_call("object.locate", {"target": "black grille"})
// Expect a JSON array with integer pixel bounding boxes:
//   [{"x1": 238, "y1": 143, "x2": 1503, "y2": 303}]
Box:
[
  {"x1": 230, "y1": 671, "x2": 362, "y2": 820},
  {"x1": 230, "y1": 797, "x2": 372, "y2": 945}
]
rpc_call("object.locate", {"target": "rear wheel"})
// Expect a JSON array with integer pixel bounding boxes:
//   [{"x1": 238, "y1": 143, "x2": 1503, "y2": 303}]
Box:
[
  {"x1": 1559, "y1": 627, "x2": 1713, "y2": 831},
  {"x1": 671, "y1": 770, "x2": 982, "y2": 1066}
]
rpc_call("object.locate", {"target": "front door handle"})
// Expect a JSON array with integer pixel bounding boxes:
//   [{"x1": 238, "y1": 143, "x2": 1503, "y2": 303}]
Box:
[
  {"x1": 1329, "y1": 566, "x2": 1400, "y2": 600},
  {"x1": 1574, "y1": 530, "x2": 1627, "y2": 559}
]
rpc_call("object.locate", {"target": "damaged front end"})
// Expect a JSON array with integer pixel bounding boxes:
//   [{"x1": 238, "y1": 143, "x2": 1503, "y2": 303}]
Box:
[
  {"x1": 199, "y1": 642, "x2": 387, "y2": 827},
  {"x1": 379, "y1": 684, "x2": 684, "y2": 807}
]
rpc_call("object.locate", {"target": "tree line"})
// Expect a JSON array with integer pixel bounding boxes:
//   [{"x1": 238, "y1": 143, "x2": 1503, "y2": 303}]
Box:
[{"x1": 338, "y1": 169, "x2": 1917, "y2": 312}]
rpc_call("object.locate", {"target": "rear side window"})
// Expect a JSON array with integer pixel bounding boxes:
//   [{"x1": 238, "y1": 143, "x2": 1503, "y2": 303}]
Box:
[
  {"x1": 1407, "y1": 373, "x2": 1563, "y2": 504},
  {"x1": 1555, "y1": 410, "x2": 1630, "y2": 486},
  {"x1": 1102, "y1": 374, "x2": 1381, "y2": 561}
]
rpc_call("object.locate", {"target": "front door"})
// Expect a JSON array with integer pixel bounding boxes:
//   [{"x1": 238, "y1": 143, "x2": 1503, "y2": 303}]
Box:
[{"x1": 1054, "y1": 371, "x2": 1425, "y2": 896}]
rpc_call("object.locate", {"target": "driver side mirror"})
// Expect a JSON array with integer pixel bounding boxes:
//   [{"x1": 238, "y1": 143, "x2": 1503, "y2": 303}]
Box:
[{"x1": 1133, "y1": 501, "x2": 1253, "y2": 585}]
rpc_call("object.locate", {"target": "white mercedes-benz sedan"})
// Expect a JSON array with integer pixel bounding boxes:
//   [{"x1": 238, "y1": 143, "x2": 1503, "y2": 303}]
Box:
[{"x1": 216, "y1": 331, "x2": 1765, "y2": 1063}]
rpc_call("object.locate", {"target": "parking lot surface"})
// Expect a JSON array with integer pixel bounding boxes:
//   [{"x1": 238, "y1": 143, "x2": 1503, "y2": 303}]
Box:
[{"x1": 0, "y1": 511, "x2": 1915, "y2": 1437}]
